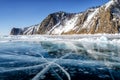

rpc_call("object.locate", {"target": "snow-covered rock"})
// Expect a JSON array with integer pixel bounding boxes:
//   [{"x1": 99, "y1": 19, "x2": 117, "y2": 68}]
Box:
[{"x1": 10, "y1": 0, "x2": 120, "y2": 35}]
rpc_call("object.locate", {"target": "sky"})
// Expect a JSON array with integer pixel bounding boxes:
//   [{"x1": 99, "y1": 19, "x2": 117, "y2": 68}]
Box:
[{"x1": 0, "y1": 0, "x2": 109, "y2": 35}]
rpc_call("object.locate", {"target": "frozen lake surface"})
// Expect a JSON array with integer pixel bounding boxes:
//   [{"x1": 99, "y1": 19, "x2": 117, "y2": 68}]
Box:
[{"x1": 0, "y1": 34, "x2": 120, "y2": 80}]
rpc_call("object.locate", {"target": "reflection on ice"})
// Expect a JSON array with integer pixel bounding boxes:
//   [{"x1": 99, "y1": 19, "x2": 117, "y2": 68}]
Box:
[{"x1": 0, "y1": 35, "x2": 120, "y2": 80}]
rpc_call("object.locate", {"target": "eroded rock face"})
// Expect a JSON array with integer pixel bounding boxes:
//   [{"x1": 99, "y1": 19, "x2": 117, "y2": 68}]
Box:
[
  {"x1": 76, "y1": 6, "x2": 118, "y2": 34},
  {"x1": 10, "y1": 0, "x2": 120, "y2": 35}
]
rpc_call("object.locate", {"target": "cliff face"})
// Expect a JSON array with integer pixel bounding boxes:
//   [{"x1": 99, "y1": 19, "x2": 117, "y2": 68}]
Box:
[
  {"x1": 10, "y1": 0, "x2": 120, "y2": 35},
  {"x1": 74, "y1": 0, "x2": 120, "y2": 34}
]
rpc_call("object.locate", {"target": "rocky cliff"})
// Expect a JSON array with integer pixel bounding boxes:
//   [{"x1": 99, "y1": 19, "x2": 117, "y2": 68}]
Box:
[{"x1": 10, "y1": 0, "x2": 120, "y2": 35}]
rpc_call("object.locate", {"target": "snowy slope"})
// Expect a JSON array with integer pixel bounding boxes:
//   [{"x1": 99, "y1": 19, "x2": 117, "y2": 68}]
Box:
[
  {"x1": 49, "y1": 14, "x2": 79, "y2": 34},
  {"x1": 23, "y1": 24, "x2": 39, "y2": 35},
  {"x1": 82, "y1": 8, "x2": 99, "y2": 29}
]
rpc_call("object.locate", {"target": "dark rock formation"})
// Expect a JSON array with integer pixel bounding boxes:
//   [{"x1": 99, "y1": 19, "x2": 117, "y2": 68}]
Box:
[{"x1": 10, "y1": 28, "x2": 23, "y2": 35}]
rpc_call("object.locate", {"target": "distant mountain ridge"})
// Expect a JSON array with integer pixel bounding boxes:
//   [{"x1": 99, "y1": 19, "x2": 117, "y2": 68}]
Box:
[{"x1": 10, "y1": 0, "x2": 120, "y2": 35}]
